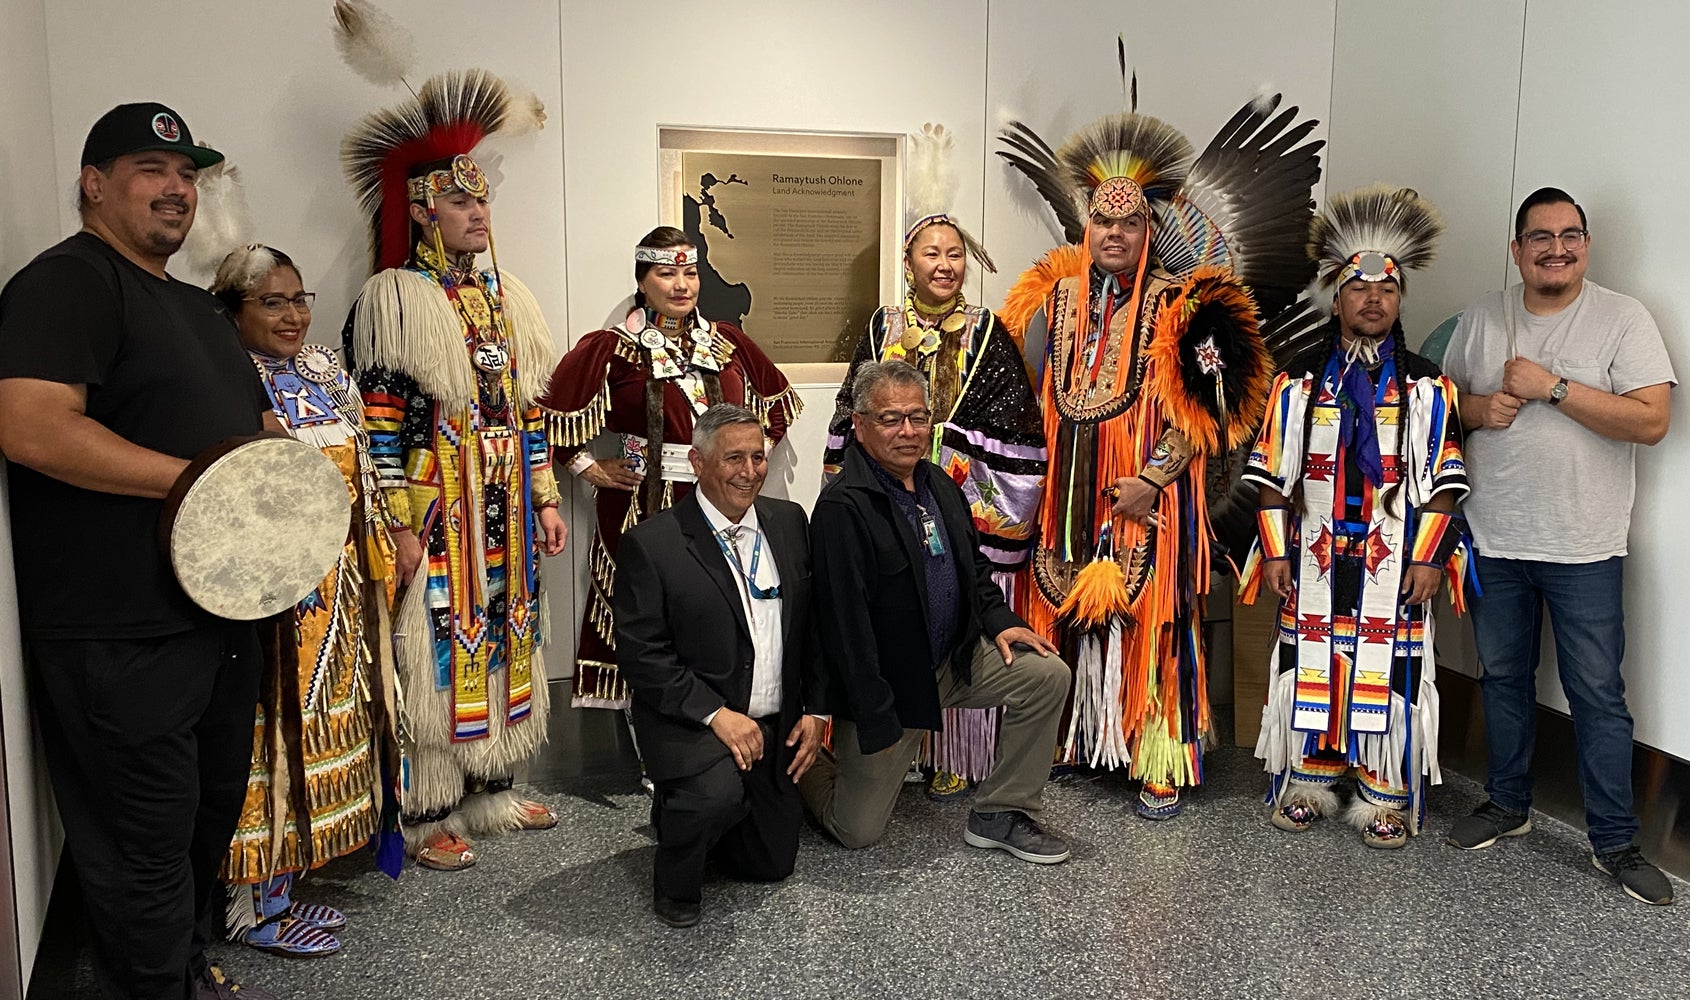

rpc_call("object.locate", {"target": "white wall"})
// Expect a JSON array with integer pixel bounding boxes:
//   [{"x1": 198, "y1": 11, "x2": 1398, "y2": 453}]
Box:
[
  {"x1": 1326, "y1": 0, "x2": 1526, "y2": 343},
  {"x1": 0, "y1": 0, "x2": 65, "y2": 988},
  {"x1": 1509, "y1": 1, "x2": 1690, "y2": 759}
]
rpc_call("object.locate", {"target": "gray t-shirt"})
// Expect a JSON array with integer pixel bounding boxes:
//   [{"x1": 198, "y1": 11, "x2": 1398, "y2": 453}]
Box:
[{"x1": 1443, "y1": 279, "x2": 1675, "y2": 562}]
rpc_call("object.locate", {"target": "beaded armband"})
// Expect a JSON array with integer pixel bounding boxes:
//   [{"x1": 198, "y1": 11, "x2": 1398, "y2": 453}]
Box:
[
  {"x1": 381, "y1": 487, "x2": 414, "y2": 533},
  {"x1": 1409, "y1": 510, "x2": 1461, "y2": 567},
  {"x1": 1138, "y1": 428, "x2": 1194, "y2": 491},
  {"x1": 1257, "y1": 506, "x2": 1293, "y2": 561}
]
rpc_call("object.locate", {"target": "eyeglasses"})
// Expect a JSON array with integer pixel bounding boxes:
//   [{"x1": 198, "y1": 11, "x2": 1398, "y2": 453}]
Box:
[
  {"x1": 869, "y1": 409, "x2": 932, "y2": 430},
  {"x1": 246, "y1": 292, "x2": 316, "y2": 314},
  {"x1": 1517, "y1": 229, "x2": 1587, "y2": 252}
]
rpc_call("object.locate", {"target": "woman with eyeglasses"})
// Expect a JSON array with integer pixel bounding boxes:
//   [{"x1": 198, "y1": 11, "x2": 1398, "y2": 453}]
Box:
[{"x1": 206, "y1": 245, "x2": 401, "y2": 957}]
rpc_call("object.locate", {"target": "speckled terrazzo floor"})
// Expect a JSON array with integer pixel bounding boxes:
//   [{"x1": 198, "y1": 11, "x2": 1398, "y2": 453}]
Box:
[{"x1": 32, "y1": 706, "x2": 1690, "y2": 1000}]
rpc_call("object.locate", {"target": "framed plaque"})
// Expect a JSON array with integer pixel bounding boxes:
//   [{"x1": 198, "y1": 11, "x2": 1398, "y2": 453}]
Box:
[{"x1": 659, "y1": 127, "x2": 901, "y2": 378}]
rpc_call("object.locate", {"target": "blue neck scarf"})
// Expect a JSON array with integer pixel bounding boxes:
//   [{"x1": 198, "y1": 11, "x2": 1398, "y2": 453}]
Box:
[{"x1": 1325, "y1": 334, "x2": 1395, "y2": 487}]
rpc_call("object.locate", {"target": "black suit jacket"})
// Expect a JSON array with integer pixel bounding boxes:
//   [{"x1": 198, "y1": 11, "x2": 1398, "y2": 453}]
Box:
[
  {"x1": 614, "y1": 490, "x2": 825, "y2": 782},
  {"x1": 810, "y1": 443, "x2": 1026, "y2": 756}
]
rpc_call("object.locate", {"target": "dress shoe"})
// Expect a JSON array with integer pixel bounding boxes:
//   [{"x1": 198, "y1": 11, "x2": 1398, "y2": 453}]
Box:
[{"x1": 653, "y1": 892, "x2": 701, "y2": 928}]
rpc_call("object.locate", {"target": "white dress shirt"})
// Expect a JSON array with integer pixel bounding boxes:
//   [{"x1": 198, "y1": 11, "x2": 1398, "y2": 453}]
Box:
[{"x1": 696, "y1": 492, "x2": 784, "y2": 721}]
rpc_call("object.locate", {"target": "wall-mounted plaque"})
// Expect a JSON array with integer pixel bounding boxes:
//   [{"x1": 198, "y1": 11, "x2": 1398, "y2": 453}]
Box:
[{"x1": 660, "y1": 129, "x2": 900, "y2": 369}]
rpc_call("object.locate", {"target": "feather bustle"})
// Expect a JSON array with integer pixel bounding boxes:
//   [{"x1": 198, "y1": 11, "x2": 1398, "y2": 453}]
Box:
[
  {"x1": 1173, "y1": 94, "x2": 1325, "y2": 315},
  {"x1": 999, "y1": 244, "x2": 1085, "y2": 343},
  {"x1": 996, "y1": 120, "x2": 1087, "y2": 244}
]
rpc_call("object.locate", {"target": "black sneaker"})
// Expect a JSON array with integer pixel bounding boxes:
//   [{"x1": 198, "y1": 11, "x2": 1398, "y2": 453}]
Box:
[
  {"x1": 1446, "y1": 801, "x2": 1532, "y2": 850},
  {"x1": 1592, "y1": 846, "x2": 1674, "y2": 905},
  {"x1": 963, "y1": 810, "x2": 1071, "y2": 864}
]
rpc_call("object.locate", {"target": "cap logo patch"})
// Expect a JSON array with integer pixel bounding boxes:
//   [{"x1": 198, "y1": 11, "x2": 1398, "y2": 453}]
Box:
[{"x1": 152, "y1": 113, "x2": 180, "y2": 142}]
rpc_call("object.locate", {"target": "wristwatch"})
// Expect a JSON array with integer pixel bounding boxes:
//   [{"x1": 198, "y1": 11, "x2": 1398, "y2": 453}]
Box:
[{"x1": 1549, "y1": 377, "x2": 1570, "y2": 406}]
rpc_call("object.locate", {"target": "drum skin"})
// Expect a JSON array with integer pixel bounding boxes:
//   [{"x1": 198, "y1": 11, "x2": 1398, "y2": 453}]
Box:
[{"x1": 163, "y1": 434, "x2": 352, "y2": 621}]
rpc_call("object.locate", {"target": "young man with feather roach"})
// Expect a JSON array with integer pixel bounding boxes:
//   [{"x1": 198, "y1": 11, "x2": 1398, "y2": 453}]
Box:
[
  {"x1": 1238, "y1": 186, "x2": 1473, "y2": 848},
  {"x1": 338, "y1": 60, "x2": 568, "y2": 870}
]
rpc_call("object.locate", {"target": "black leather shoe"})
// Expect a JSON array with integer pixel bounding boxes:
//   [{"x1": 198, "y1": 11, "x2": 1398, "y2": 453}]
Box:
[{"x1": 653, "y1": 893, "x2": 701, "y2": 928}]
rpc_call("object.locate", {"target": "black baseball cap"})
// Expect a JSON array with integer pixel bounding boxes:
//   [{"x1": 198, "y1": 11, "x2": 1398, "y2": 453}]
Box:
[{"x1": 80, "y1": 102, "x2": 224, "y2": 169}]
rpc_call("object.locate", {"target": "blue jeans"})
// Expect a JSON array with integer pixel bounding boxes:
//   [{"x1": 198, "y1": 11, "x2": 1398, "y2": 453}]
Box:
[{"x1": 1470, "y1": 554, "x2": 1638, "y2": 853}]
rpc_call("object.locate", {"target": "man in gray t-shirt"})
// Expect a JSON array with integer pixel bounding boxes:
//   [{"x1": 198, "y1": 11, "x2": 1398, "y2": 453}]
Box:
[{"x1": 1441, "y1": 187, "x2": 1675, "y2": 906}]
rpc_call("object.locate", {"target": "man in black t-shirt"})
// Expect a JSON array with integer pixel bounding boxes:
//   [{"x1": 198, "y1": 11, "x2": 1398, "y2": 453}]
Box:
[{"x1": 0, "y1": 103, "x2": 278, "y2": 1000}]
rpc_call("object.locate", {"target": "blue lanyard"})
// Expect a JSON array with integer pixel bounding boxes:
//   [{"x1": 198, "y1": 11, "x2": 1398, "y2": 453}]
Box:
[{"x1": 715, "y1": 527, "x2": 780, "y2": 600}]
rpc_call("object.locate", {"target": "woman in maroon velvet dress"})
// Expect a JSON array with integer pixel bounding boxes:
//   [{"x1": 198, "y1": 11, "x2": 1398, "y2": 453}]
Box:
[{"x1": 540, "y1": 226, "x2": 801, "y2": 708}]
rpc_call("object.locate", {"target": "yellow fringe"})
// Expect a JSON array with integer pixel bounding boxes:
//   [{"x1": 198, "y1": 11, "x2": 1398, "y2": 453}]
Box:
[{"x1": 544, "y1": 388, "x2": 609, "y2": 449}]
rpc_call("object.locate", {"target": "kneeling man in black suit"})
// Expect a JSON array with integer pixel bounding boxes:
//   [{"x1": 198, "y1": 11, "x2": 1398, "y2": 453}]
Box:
[{"x1": 615, "y1": 403, "x2": 828, "y2": 927}]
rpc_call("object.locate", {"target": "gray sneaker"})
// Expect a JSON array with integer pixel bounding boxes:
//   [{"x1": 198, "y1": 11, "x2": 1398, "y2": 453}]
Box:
[
  {"x1": 964, "y1": 810, "x2": 1071, "y2": 864},
  {"x1": 1593, "y1": 846, "x2": 1674, "y2": 905},
  {"x1": 1447, "y1": 801, "x2": 1532, "y2": 850}
]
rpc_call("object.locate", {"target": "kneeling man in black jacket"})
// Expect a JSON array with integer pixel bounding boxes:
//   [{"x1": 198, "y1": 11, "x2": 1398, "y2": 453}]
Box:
[
  {"x1": 616, "y1": 404, "x2": 829, "y2": 927},
  {"x1": 800, "y1": 360, "x2": 1072, "y2": 863}
]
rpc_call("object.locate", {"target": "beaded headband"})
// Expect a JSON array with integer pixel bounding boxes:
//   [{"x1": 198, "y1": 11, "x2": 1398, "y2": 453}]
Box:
[
  {"x1": 903, "y1": 213, "x2": 954, "y2": 250},
  {"x1": 1088, "y1": 176, "x2": 1148, "y2": 220},
  {"x1": 406, "y1": 153, "x2": 489, "y2": 201},
  {"x1": 635, "y1": 245, "x2": 698, "y2": 266},
  {"x1": 1337, "y1": 251, "x2": 1401, "y2": 286}
]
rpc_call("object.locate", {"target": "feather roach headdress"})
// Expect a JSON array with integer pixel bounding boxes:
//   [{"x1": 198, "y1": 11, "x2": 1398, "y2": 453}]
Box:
[
  {"x1": 1055, "y1": 113, "x2": 1194, "y2": 222},
  {"x1": 903, "y1": 122, "x2": 995, "y2": 273},
  {"x1": 1309, "y1": 184, "x2": 1444, "y2": 292},
  {"x1": 341, "y1": 68, "x2": 519, "y2": 273}
]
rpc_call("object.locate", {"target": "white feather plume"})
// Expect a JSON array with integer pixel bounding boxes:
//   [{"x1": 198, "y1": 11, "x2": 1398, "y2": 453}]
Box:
[
  {"x1": 333, "y1": 0, "x2": 417, "y2": 89},
  {"x1": 178, "y1": 152, "x2": 256, "y2": 283},
  {"x1": 502, "y1": 87, "x2": 548, "y2": 136},
  {"x1": 906, "y1": 122, "x2": 957, "y2": 229},
  {"x1": 209, "y1": 245, "x2": 280, "y2": 297},
  {"x1": 902, "y1": 122, "x2": 996, "y2": 273}
]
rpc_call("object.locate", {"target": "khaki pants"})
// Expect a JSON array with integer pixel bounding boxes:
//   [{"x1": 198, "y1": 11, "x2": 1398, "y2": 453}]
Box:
[{"x1": 799, "y1": 637, "x2": 1070, "y2": 848}]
